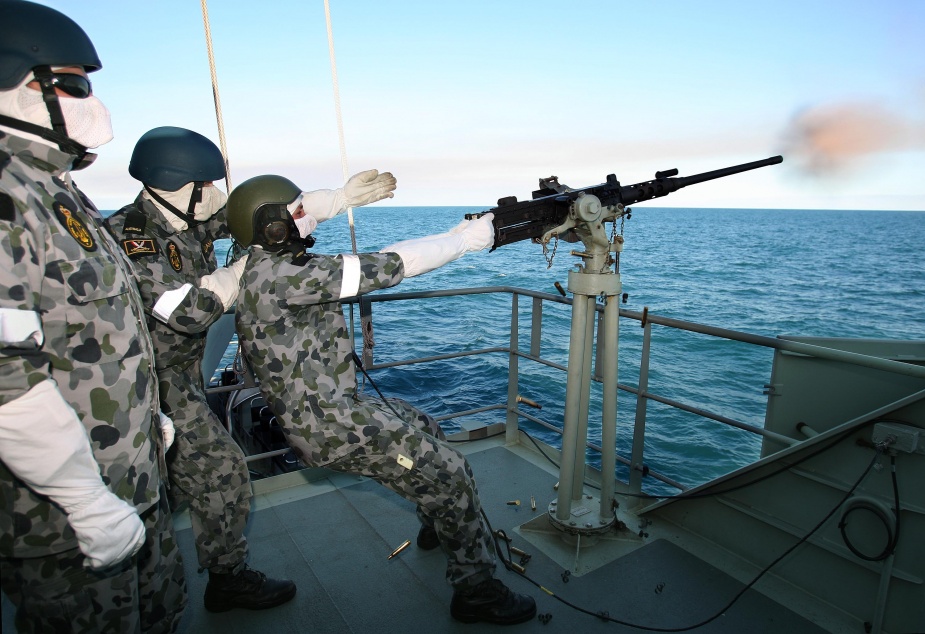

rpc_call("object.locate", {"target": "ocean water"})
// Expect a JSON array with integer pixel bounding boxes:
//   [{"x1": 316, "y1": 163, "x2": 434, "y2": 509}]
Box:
[{"x1": 214, "y1": 206, "x2": 925, "y2": 493}]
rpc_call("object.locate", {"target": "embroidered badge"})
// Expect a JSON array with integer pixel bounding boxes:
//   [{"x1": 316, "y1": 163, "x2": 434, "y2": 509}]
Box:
[
  {"x1": 54, "y1": 202, "x2": 96, "y2": 251},
  {"x1": 202, "y1": 237, "x2": 214, "y2": 258},
  {"x1": 166, "y1": 241, "x2": 183, "y2": 271},
  {"x1": 121, "y1": 238, "x2": 157, "y2": 259}
]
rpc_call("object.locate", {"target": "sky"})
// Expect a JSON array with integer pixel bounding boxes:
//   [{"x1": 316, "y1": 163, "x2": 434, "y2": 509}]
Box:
[{"x1": 31, "y1": 0, "x2": 925, "y2": 211}]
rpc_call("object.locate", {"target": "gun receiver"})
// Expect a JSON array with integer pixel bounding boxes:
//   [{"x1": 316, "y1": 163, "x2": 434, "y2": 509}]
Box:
[{"x1": 468, "y1": 155, "x2": 783, "y2": 249}]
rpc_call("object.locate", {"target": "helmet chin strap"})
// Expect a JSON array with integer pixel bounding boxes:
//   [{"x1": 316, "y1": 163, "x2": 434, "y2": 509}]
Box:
[{"x1": 143, "y1": 182, "x2": 204, "y2": 227}]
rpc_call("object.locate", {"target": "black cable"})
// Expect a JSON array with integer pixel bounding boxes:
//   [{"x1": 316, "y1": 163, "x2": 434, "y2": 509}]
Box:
[
  {"x1": 485, "y1": 448, "x2": 882, "y2": 632},
  {"x1": 838, "y1": 453, "x2": 901, "y2": 562},
  {"x1": 351, "y1": 351, "x2": 406, "y2": 421}
]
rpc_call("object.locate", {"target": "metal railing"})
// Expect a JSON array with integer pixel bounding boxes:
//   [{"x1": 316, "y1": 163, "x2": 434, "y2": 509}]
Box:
[{"x1": 212, "y1": 285, "x2": 925, "y2": 492}]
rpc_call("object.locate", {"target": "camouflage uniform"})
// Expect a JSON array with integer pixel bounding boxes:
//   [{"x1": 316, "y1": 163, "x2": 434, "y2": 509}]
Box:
[
  {"x1": 0, "y1": 132, "x2": 186, "y2": 631},
  {"x1": 235, "y1": 248, "x2": 496, "y2": 588},
  {"x1": 104, "y1": 196, "x2": 251, "y2": 574}
]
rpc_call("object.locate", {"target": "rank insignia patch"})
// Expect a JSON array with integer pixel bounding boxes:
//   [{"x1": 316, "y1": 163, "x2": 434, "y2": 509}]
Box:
[
  {"x1": 166, "y1": 241, "x2": 183, "y2": 271},
  {"x1": 54, "y1": 202, "x2": 96, "y2": 251},
  {"x1": 122, "y1": 238, "x2": 157, "y2": 259},
  {"x1": 202, "y1": 237, "x2": 214, "y2": 258}
]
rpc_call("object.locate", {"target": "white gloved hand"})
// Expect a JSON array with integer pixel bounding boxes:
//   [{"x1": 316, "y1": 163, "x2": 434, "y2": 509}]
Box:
[
  {"x1": 228, "y1": 254, "x2": 249, "y2": 281},
  {"x1": 200, "y1": 266, "x2": 241, "y2": 311},
  {"x1": 297, "y1": 169, "x2": 397, "y2": 223},
  {"x1": 68, "y1": 491, "x2": 147, "y2": 570},
  {"x1": 380, "y1": 213, "x2": 494, "y2": 278},
  {"x1": 343, "y1": 169, "x2": 397, "y2": 208},
  {"x1": 450, "y1": 213, "x2": 495, "y2": 252},
  {"x1": 159, "y1": 411, "x2": 175, "y2": 451},
  {"x1": 0, "y1": 380, "x2": 146, "y2": 570}
]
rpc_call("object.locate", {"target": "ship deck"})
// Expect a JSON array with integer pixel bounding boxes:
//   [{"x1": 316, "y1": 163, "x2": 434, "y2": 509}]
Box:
[{"x1": 170, "y1": 435, "x2": 826, "y2": 634}]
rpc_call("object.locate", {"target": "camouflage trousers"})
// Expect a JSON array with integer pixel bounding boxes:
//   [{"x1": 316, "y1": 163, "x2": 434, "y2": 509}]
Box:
[
  {"x1": 159, "y1": 363, "x2": 252, "y2": 574},
  {"x1": 0, "y1": 487, "x2": 186, "y2": 634},
  {"x1": 324, "y1": 397, "x2": 496, "y2": 589}
]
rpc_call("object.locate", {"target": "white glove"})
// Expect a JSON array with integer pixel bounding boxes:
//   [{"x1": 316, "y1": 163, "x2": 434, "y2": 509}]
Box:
[
  {"x1": 380, "y1": 213, "x2": 494, "y2": 278},
  {"x1": 159, "y1": 411, "x2": 175, "y2": 451},
  {"x1": 297, "y1": 169, "x2": 397, "y2": 223},
  {"x1": 343, "y1": 169, "x2": 397, "y2": 208},
  {"x1": 228, "y1": 254, "x2": 249, "y2": 280},
  {"x1": 200, "y1": 265, "x2": 241, "y2": 311},
  {"x1": 68, "y1": 491, "x2": 147, "y2": 570},
  {"x1": 0, "y1": 380, "x2": 146, "y2": 570}
]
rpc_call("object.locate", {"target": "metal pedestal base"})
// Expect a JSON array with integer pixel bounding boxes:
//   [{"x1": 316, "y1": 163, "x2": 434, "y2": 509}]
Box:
[{"x1": 515, "y1": 499, "x2": 644, "y2": 576}]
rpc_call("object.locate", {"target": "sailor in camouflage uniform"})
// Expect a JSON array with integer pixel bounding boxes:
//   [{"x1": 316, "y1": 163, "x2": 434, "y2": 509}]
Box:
[
  {"x1": 0, "y1": 3, "x2": 185, "y2": 632},
  {"x1": 228, "y1": 175, "x2": 536, "y2": 626},
  {"x1": 103, "y1": 126, "x2": 297, "y2": 613}
]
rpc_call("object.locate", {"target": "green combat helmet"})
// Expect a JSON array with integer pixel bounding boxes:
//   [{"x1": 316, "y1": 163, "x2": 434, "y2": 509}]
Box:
[{"x1": 227, "y1": 174, "x2": 305, "y2": 250}]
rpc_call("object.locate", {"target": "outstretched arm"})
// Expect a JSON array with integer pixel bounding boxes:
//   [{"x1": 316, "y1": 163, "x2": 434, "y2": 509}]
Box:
[
  {"x1": 296, "y1": 169, "x2": 397, "y2": 223},
  {"x1": 379, "y1": 213, "x2": 494, "y2": 278}
]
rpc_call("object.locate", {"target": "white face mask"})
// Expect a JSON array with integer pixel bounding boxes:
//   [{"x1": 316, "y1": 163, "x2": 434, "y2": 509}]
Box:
[
  {"x1": 294, "y1": 214, "x2": 317, "y2": 239},
  {"x1": 0, "y1": 74, "x2": 113, "y2": 149},
  {"x1": 193, "y1": 185, "x2": 228, "y2": 221},
  {"x1": 148, "y1": 182, "x2": 227, "y2": 230}
]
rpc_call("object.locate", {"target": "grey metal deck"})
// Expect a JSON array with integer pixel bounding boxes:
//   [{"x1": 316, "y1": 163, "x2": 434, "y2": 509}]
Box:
[{"x1": 170, "y1": 438, "x2": 826, "y2": 634}]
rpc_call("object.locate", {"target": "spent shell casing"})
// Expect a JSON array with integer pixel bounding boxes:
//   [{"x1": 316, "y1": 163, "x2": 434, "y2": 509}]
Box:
[{"x1": 387, "y1": 539, "x2": 411, "y2": 560}]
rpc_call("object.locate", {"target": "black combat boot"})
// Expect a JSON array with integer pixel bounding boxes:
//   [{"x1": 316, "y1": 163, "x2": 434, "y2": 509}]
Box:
[
  {"x1": 450, "y1": 578, "x2": 537, "y2": 625},
  {"x1": 203, "y1": 565, "x2": 297, "y2": 613},
  {"x1": 417, "y1": 525, "x2": 440, "y2": 550}
]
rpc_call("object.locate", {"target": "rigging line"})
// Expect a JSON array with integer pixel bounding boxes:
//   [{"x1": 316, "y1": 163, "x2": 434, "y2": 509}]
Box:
[
  {"x1": 323, "y1": 0, "x2": 357, "y2": 255},
  {"x1": 199, "y1": 0, "x2": 233, "y2": 190},
  {"x1": 324, "y1": 0, "x2": 370, "y2": 373}
]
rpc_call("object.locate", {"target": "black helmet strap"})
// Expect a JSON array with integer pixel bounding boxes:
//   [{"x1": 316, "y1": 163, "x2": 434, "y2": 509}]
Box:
[
  {"x1": 144, "y1": 182, "x2": 205, "y2": 227},
  {"x1": 31, "y1": 67, "x2": 69, "y2": 137},
  {"x1": 0, "y1": 111, "x2": 95, "y2": 170}
]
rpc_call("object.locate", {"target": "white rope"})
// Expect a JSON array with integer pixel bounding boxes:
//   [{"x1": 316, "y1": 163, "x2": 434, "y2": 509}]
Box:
[
  {"x1": 200, "y1": 0, "x2": 233, "y2": 190},
  {"x1": 323, "y1": 0, "x2": 358, "y2": 255}
]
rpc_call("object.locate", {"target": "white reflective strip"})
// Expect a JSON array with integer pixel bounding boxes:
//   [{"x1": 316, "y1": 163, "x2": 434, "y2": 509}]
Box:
[
  {"x1": 152, "y1": 283, "x2": 194, "y2": 322},
  {"x1": 0, "y1": 308, "x2": 44, "y2": 346},
  {"x1": 339, "y1": 254, "x2": 361, "y2": 299}
]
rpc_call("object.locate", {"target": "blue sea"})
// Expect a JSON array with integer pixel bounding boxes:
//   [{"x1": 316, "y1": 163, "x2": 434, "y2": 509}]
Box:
[{"x1": 214, "y1": 206, "x2": 925, "y2": 494}]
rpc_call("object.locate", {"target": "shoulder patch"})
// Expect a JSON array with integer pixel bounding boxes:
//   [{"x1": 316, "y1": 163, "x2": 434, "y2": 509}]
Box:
[
  {"x1": 0, "y1": 191, "x2": 14, "y2": 221},
  {"x1": 166, "y1": 240, "x2": 183, "y2": 271},
  {"x1": 53, "y1": 201, "x2": 96, "y2": 252},
  {"x1": 122, "y1": 238, "x2": 158, "y2": 259},
  {"x1": 123, "y1": 208, "x2": 147, "y2": 234}
]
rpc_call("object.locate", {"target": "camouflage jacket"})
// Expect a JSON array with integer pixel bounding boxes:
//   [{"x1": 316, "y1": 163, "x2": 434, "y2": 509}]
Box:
[
  {"x1": 0, "y1": 132, "x2": 161, "y2": 558},
  {"x1": 235, "y1": 248, "x2": 405, "y2": 465},
  {"x1": 104, "y1": 195, "x2": 229, "y2": 373}
]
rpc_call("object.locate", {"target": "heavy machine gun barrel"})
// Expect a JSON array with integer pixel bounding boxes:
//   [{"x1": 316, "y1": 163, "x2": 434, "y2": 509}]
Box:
[{"x1": 469, "y1": 155, "x2": 783, "y2": 249}]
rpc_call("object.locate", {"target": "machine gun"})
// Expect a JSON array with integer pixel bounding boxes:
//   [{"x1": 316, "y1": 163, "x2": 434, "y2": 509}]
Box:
[{"x1": 467, "y1": 155, "x2": 783, "y2": 250}]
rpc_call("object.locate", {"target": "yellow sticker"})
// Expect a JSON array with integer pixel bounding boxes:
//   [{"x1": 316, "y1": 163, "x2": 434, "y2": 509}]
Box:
[{"x1": 396, "y1": 454, "x2": 414, "y2": 470}]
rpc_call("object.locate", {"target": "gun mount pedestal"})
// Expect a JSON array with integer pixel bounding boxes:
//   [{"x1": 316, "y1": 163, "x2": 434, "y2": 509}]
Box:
[
  {"x1": 546, "y1": 269, "x2": 621, "y2": 541},
  {"x1": 517, "y1": 194, "x2": 644, "y2": 574}
]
